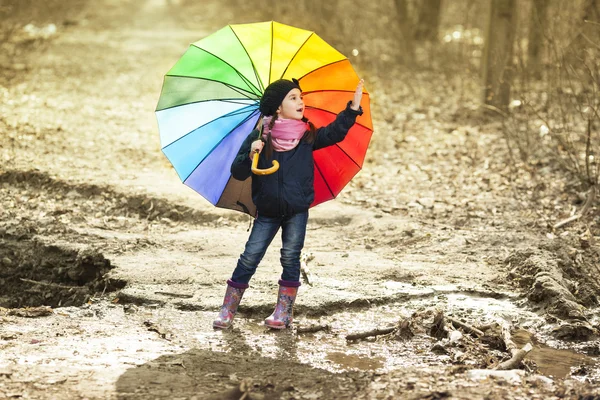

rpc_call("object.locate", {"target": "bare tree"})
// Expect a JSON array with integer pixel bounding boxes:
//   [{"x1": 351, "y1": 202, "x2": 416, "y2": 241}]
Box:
[
  {"x1": 580, "y1": 0, "x2": 600, "y2": 60},
  {"x1": 582, "y1": 0, "x2": 600, "y2": 31},
  {"x1": 414, "y1": 0, "x2": 442, "y2": 41},
  {"x1": 482, "y1": 0, "x2": 518, "y2": 111},
  {"x1": 527, "y1": 0, "x2": 549, "y2": 80},
  {"x1": 394, "y1": 0, "x2": 416, "y2": 60}
]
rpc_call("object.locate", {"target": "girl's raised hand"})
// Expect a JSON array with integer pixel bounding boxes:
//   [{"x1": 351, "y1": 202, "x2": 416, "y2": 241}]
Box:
[{"x1": 350, "y1": 79, "x2": 364, "y2": 111}]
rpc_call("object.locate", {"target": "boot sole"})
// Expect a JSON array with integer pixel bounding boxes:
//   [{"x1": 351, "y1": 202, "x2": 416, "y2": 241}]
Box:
[
  {"x1": 265, "y1": 322, "x2": 289, "y2": 329},
  {"x1": 213, "y1": 322, "x2": 232, "y2": 329}
]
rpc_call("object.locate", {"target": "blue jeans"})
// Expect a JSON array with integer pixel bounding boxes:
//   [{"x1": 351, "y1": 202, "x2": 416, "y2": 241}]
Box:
[{"x1": 231, "y1": 211, "x2": 308, "y2": 285}]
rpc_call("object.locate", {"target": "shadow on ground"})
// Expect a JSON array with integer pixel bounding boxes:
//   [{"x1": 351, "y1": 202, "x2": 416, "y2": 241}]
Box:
[{"x1": 114, "y1": 340, "x2": 370, "y2": 399}]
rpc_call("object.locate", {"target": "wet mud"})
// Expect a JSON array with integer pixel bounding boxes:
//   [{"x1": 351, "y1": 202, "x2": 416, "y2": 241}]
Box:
[
  {"x1": 0, "y1": 234, "x2": 124, "y2": 308},
  {"x1": 505, "y1": 241, "x2": 600, "y2": 340},
  {"x1": 1, "y1": 0, "x2": 600, "y2": 398}
]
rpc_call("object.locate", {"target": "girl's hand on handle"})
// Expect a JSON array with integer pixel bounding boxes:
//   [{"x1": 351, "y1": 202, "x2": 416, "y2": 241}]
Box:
[
  {"x1": 250, "y1": 140, "x2": 264, "y2": 159},
  {"x1": 350, "y1": 79, "x2": 364, "y2": 111}
]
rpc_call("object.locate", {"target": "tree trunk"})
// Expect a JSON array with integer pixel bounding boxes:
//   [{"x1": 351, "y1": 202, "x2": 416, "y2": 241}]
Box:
[
  {"x1": 482, "y1": 0, "x2": 518, "y2": 111},
  {"x1": 414, "y1": 0, "x2": 442, "y2": 41},
  {"x1": 581, "y1": 0, "x2": 600, "y2": 56},
  {"x1": 527, "y1": 0, "x2": 549, "y2": 80},
  {"x1": 582, "y1": 0, "x2": 600, "y2": 29},
  {"x1": 394, "y1": 0, "x2": 416, "y2": 61}
]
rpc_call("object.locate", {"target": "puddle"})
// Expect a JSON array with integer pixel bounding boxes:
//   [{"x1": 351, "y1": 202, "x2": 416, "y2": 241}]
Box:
[
  {"x1": 325, "y1": 352, "x2": 384, "y2": 370},
  {"x1": 511, "y1": 329, "x2": 597, "y2": 379},
  {"x1": 187, "y1": 289, "x2": 569, "y2": 374},
  {"x1": 4, "y1": 289, "x2": 595, "y2": 393}
]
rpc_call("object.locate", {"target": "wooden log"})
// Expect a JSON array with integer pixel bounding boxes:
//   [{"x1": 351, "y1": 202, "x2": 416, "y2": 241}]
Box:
[
  {"x1": 475, "y1": 323, "x2": 499, "y2": 332},
  {"x1": 300, "y1": 251, "x2": 315, "y2": 286},
  {"x1": 501, "y1": 321, "x2": 517, "y2": 351},
  {"x1": 429, "y1": 312, "x2": 450, "y2": 339},
  {"x1": 495, "y1": 321, "x2": 533, "y2": 370},
  {"x1": 297, "y1": 324, "x2": 331, "y2": 334},
  {"x1": 345, "y1": 326, "x2": 396, "y2": 341},
  {"x1": 495, "y1": 343, "x2": 533, "y2": 370},
  {"x1": 394, "y1": 318, "x2": 414, "y2": 340},
  {"x1": 447, "y1": 317, "x2": 485, "y2": 338}
]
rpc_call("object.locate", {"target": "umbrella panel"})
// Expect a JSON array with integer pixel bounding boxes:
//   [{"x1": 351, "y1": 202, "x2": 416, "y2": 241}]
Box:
[
  {"x1": 162, "y1": 105, "x2": 256, "y2": 181},
  {"x1": 192, "y1": 26, "x2": 262, "y2": 96},
  {"x1": 185, "y1": 113, "x2": 260, "y2": 206},
  {"x1": 303, "y1": 91, "x2": 372, "y2": 131},
  {"x1": 156, "y1": 77, "x2": 259, "y2": 111},
  {"x1": 167, "y1": 45, "x2": 257, "y2": 96},
  {"x1": 282, "y1": 34, "x2": 345, "y2": 81},
  {"x1": 270, "y1": 22, "x2": 313, "y2": 83},
  {"x1": 312, "y1": 146, "x2": 361, "y2": 207},
  {"x1": 298, "y1": 59, "x2": 366, "y2": 93},
  {"x1": 304, "y1": 108, "x2": 373, "y2": 168},
  {"x1": 229, "y1": 22, "x2": 273, "y2": 90},
  {"x1": 157, "y1": 99, "x2": 256, "y2": 148}
]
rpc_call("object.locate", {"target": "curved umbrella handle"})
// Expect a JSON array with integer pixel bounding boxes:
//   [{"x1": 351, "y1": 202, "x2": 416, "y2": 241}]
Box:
[{"x1": 251, "y1": 152, "x2": 279, "y2": 175}]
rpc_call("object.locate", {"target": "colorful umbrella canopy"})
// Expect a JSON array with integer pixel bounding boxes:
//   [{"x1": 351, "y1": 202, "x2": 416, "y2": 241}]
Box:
[{"x1": 156, "y1": 21, "x2": 373, "y2": 216}]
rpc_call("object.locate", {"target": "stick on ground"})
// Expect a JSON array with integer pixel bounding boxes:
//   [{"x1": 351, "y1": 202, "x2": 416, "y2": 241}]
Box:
[
  {"x1": 345, "y1": 326, "x2": 396, "y2": 341},
  {"x1": 495, "y1": 343, "x2": 533, "y2": 370},
  {"x1": 495, "y1": 321, "x2": 533, "y2": 370},
  {"x1": 447, "y1": 317, "x2": 485, "y2": 338}
]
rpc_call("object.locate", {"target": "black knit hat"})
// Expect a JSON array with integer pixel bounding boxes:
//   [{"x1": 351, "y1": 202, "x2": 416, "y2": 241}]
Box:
[{"x1": 259, "y1": 78, "x2": 301, "y2": 116}]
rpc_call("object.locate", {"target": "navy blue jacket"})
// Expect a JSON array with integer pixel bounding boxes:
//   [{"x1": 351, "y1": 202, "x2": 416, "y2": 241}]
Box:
[{"x1": 231, "y1": 102, "x2": 363, "y2": 217}]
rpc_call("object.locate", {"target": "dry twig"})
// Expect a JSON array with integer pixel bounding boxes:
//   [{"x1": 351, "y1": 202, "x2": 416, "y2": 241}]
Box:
[
  {"x1": 297, "y1": 324, "x2": 331, "y2": 334},
  {"x1": 495, "y1": 322, "x2": 533, "y2": 370},
  {"x1": 300, "y1": 251, "x2": 315, "y2": 286},
  {"x1": 447, "y1": 317, "x2": 485, "y2": 338},
  {"x1": 19, "y1": 278, "x2": 81, "y2": 290},
  {"x1": 553, "y1": 185, "x2": 596, "y2": 229},
  {"x1": 345, "y1": 326, "x2": 396, "y2": 341}
]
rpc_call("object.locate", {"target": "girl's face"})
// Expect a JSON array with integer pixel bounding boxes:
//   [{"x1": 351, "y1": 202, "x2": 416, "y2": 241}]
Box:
[{"x1": 277, "y1": 88, "x2": 304, "y2": 120}]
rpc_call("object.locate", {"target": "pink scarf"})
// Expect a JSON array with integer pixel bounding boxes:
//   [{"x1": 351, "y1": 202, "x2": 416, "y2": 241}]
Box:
[{"x1": 262, "y1": 117, "x2": 309, "y2": 152}]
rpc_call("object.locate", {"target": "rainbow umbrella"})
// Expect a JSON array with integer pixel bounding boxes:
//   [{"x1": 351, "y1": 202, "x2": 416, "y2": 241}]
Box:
[{"x1": 156, "y1": 21, "x2": 373, "y2": 216}]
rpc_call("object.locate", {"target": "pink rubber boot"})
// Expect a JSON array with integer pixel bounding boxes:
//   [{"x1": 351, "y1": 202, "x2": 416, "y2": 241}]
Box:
[
  {"x1": 213, "y1": 280, "x2": 248, "y2": 329},
  {"x1": 265, "y1": 280, "x2": 300, "y2": 329}
]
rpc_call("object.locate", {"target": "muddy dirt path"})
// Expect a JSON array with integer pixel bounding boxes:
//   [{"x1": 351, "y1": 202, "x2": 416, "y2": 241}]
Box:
[{"x1": 1, "y1": 0, "x2": 599, "y2": 399}]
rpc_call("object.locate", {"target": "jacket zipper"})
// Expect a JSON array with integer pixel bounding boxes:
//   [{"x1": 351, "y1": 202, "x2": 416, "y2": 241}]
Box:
[{"x1": 278, "y1": 155, "x2": 283, "y2": 216}]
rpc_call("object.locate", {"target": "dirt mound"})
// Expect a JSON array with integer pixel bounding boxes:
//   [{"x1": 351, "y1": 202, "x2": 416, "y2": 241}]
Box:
[
  {"x1": 0, "y1": 168, "x2": 228, "y2": 224},
  {"x1": 0, "y1": 234, "x2": 126, "y2": 308},
  {"x1": 504, "y1": 239, "x2": 600, "y2": 340}
]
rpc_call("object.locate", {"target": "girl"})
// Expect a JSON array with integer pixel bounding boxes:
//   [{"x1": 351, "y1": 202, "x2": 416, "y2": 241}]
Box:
[{"x1": 213, "y1": 78, "x2": 364, "y2": 329}]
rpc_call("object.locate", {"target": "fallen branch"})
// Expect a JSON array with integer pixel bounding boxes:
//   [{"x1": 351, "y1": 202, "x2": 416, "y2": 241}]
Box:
[
  {"x1": 143, "y1": 320, "x2": 173, "y2": 341},
  {"x1": 553, "y1": 214, "x2": 581, "y2": 229},
  {"x1": 206, "y1": 378, "x2": 253, "y2": 400},
  {"x1": 479, "y1": 103, "x2": 509, "y2": 118},
  {"x1": 447, "y1": 317, "x2": 485, "y2": 338},
  {"x1": 495, "y1": 322, "x2": 533, "y2": 370},
  {"x1": 7, "y1": 306, "x2": 53, "y2": 318},
  {"x1": 500, "y1": 321, "x2": 517, "y2": 351},
  {"x1": 300, "y1": 251, "x2": 315, "y2": 286},
  {"x1": 495, "y1": 343, "x2": 533, "y2": 370},
  {"x1": 476, "y1": 323, "x2": 498, "y2": 332},
  {"x1": 154, "y1": 291, "x2": 194, "y2": 299},
  {"x1": 429, "y1": 312, "x2": 451, "y2": 339},
  {"x1": 297, "y1": 324, "x2": 330, "y2": 334},
  {"x1": 345, "y1": 326, "x2": 396, "y2": 341},
  {"x1": 20, "y1": 278, "x2": 82, "y2": 291},
  {"x1": 394, "y1": 318, "x2": 414, "y2": 340},
  {"x1": 553, "y1": 185, "x2": 596, "y2": 229}
]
